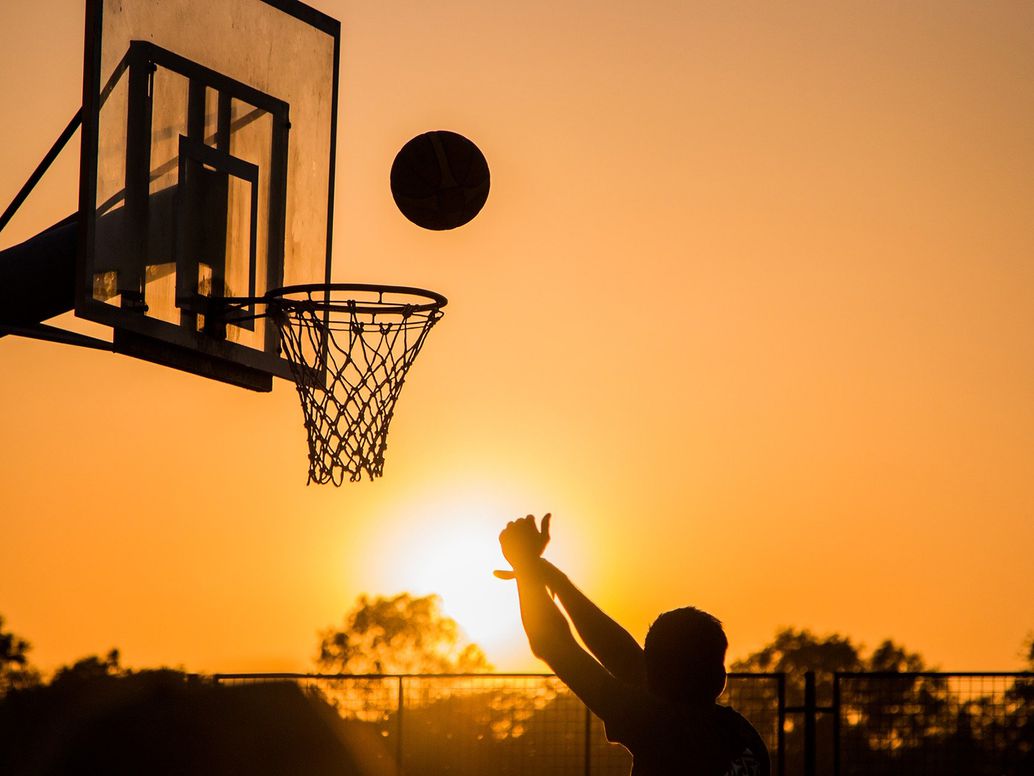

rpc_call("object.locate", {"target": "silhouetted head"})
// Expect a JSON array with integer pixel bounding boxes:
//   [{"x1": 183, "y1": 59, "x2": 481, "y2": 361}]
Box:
[{"x1": 644, "y1": 607, "x2": 728, "y2": 705}]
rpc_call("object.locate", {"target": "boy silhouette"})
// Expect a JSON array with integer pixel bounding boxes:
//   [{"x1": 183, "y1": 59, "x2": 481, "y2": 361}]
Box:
[{"x1": 496, "y1": 514, "x2": 769, "y2": 776}]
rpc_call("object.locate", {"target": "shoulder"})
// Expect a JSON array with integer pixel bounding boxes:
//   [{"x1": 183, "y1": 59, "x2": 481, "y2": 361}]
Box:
[
  {"x1": 716, "y1": 705, "x2": 766, "y2": 743},
  {"x1": 713, "y1": 705, "x2": 770, "y2": 774}
]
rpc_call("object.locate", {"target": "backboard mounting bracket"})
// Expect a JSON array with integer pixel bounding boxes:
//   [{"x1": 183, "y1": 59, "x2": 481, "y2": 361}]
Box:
[
  {"x1": 0, "y1": 110, "x2": 82, "y2": 238},
  {"x1": 0, "y1": 322, "x2": 112, "y2": 351}
]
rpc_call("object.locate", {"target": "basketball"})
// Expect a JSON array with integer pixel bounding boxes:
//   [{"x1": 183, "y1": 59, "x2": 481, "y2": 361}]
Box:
[{"x1": 390, "y1": 130, "x2": 490, "y2": 231}]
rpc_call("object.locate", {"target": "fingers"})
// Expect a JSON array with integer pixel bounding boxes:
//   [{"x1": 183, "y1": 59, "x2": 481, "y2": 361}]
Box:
[
  {"x1": 499, "y1": 515, "x2": 552, "y2": 538},
  {"x1": 498, "y1": 512, "x2": 553, "y2": 568}
]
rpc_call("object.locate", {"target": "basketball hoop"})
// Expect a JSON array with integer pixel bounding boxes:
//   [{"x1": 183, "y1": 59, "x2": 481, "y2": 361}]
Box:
[{"x1": 262, "y1": 283, "x2": 447, "y2": 485}]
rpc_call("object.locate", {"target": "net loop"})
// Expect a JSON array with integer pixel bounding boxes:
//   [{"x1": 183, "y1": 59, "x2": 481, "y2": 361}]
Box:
[{"x1": 266, "y1": 283, "x2": 447, "y2": 485}]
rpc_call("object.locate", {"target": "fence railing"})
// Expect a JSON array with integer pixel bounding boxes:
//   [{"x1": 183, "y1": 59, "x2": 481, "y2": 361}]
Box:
[
  {"x1": 212, "y1": 672, "x2": 785, "y2": 776},
  {"x1": 212, "y1": 671, "x2": 1033, "y2": 775}
]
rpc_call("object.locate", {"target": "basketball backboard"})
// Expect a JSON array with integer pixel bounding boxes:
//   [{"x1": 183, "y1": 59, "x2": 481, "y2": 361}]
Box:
[{"x1": 77, "y1": 0, "x2": 339, "y2": 390}]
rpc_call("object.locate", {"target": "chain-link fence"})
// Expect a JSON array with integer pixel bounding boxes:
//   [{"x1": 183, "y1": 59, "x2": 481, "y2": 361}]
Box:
[
  {"x1": 212, "y1": 671, "x2": 1034, "y2": 774},
  {"x1": 834, "y1": 672, "x2": 1034, "y2": 776},
  {"x1": 213, "y1": 672, "x2": 784, "y2": 776}
]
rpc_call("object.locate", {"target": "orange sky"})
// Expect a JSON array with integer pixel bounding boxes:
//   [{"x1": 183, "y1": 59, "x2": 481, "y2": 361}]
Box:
[{"x1": 1, "y1": 0, "x2": 1032, "y2": 676}]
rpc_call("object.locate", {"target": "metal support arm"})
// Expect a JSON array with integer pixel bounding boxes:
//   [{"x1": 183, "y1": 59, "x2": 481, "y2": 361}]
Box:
[
  {"x1": 0, "y1": 109, "x2": 83, "y2": 236},
  {"x1": 0, "y1": 322, "x2": 111, "y2": 351}
]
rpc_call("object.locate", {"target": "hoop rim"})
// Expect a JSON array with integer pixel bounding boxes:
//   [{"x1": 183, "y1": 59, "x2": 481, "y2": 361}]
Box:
[{"x1": 224, "y1": 282, "x2": 448, "y2": 317}]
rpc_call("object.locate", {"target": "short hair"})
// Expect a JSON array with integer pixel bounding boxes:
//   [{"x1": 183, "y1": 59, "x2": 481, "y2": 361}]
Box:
[{"x1": 644, "y1": 607, "x2": 728, "y2": 703}]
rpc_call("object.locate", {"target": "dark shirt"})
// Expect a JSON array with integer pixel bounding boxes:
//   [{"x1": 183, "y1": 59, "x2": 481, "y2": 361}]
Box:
[{"x1": 601, "y1": 688, "x2": 770, "y2": 776}]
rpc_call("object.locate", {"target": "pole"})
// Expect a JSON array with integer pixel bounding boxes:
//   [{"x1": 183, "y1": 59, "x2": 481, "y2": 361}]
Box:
[
  {"x1": 777, "y1": 673, "x2": 786, "y2": 776},
  {"x1": 804, "y1": 671, "x2": 817, "y2": 776},
  {"x1": 832, "y1": 674, "x2": 841, "y2": 776},
  {"x1": 396, "y1": 676, "x2": 404, "y2": 776}
]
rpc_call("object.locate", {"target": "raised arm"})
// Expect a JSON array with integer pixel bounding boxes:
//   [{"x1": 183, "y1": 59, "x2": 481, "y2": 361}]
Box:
[
  {"x1": 498, "y1": 515, "x2": 632, "y2": 719},
  {"x1": 539, "y1": 560, "x2": 645, "y2": 685},
  {"x1": 495, "y1": 515, "x2": 645, "y2": 684}
]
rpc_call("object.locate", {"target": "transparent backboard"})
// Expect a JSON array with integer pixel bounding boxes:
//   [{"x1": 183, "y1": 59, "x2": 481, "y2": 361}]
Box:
[{"x1": 78, "y1": 0, "x2": 339, "y2": 390}]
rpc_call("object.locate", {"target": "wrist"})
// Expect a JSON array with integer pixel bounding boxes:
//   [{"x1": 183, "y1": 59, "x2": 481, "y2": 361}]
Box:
[
  {"x1": 539, "y1": 560, "x2": 567, "y2": 588},
  {"x1": 511, "y1": 556, "x2": 549, "y2": 579}
]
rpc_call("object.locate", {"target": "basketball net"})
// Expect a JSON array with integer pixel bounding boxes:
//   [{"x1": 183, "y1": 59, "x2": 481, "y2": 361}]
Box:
[{"x1": 268, "y1": 284, "x2": 446, "y2": 484}]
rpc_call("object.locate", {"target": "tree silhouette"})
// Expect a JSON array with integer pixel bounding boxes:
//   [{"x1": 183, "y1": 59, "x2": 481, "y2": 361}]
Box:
[
  {"x1": 732, "y1": 628, "x2": 864, "y2": 695},
  {"x1": 1004, "y1": 673, "x2": 1034, "y2": 772},
  {"x1": 312, "y1": 592, "x2": 497, "y2": 763},
  {"x1": 50, "y1": 648, "x2": 123, "y2": 686},
  {"x1": 0, "y1": 666, "x2": 364, "y2": 775},
  {"x1": 866, "y1": 639, "x2": 927, "y2": 672},
  {"x1": 316, "y1": 592, "x2": 490, "y2": 674},
  {"x1": 732, "y1": 627, "x2": 928, "y2": 702},
  {"x1": 0, "y1": 615, "x2": 40, "y2": 695},
  {"x1": 732, "y1": 628, "x2": 931, "y2": 773}
]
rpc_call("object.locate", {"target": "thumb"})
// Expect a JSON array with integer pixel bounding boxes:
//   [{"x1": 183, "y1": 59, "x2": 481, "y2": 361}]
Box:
[
  {"x1": 541, "y1": 513, "x2": 552, "y2": 542},
  {"x1": 493, "y1": 569, "x2": 516, "y2": 580}
]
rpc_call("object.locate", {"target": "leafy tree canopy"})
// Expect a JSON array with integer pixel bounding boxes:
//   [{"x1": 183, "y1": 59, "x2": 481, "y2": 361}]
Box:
[
  {"x1": 0, "y1": 615, "x2": 41, "y2": 695},
  {"x1": 316, "y1": 593, "x2": 492, "y2": 674},
  {"x1": 732, "y1": 627, "x2": 931, "y2": 708},
  {"x1": 867, "y1": 638, "x2": 927, "y2": 673},
  {"x1": 50, "y1": 649, "x2": 123, "y2": 687},
  {"x1": 732, "y1": 628, "x2": 928, "y2": 690},
  {"x1": 733, "y1": 628, "x2": 865, "y2": 677}
]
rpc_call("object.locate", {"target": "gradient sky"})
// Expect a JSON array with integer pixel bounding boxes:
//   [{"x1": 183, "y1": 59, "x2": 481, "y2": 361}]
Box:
[{"x1": 1, "y1": 0, "x2": 1032, "y2": 676}]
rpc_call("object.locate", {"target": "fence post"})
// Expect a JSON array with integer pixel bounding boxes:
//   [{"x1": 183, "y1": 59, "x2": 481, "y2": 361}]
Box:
[
  {"x1": 396, "y1": 676, "x2": 404, "y2": 776},
  {"x1": 832, "y1": 674, "x2": 841, "y2": 776},
  {"x1": 804, "y1": 671, "x2": 816, "y2": 776},
  {"x1": 777, "y1": 673, "x2": 786, "y2": 776}
]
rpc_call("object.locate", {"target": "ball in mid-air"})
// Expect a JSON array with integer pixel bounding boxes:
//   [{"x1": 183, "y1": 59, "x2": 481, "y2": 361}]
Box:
[{"x1": 390, "y1": 130, "x2": 490, "y2": 231}]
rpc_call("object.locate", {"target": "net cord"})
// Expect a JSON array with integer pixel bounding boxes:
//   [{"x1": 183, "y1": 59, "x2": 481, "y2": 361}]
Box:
[{"x1": 265, "y1": 287, "x2": 445, "y2": 484}]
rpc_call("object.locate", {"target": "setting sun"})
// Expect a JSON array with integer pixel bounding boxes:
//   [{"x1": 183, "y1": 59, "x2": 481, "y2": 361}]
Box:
[{"x1": 355, "y1": 490, "x2": 535, "y2": 668}]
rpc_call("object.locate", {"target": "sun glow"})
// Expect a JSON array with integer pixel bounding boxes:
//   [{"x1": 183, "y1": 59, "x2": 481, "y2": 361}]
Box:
[{"x1": 372, "y1": 491, "x2": 532, "y2": 668}]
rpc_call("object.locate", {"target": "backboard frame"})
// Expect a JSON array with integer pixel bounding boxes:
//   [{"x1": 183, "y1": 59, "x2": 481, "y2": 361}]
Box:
[{"x1": 77, "y1": 0, "x2": 340, "y2": 391}]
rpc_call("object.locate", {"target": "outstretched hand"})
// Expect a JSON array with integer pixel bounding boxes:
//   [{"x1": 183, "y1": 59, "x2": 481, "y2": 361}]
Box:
[{"x1": 494, "y1": 513, "x2": 551, "y2": 580}]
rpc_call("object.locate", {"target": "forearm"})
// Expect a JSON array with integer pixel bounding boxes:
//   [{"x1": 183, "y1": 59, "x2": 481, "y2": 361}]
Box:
[
  {"x1": 497, "y1": 513, "x2": 638, "y2": 720},
  {"x1": 514, "y1": 565, "x2": 579, "y2": 665},
  {"x1": 513, "y1": 565, "x2": 631, "y2": 723},
  {"x1": 540, "y1": 561, "x2": 645, "y2": 683}
]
